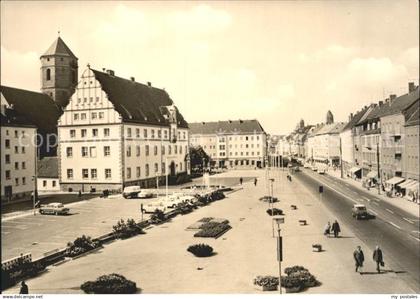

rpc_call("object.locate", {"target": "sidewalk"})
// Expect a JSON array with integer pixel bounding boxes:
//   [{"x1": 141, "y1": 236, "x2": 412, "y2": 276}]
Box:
[
  {"x1": 326, "y1": 169, "x2": 419, "y2": 218},
  {"x1": 3, "y1": 169, "x2": 414, "y2": 294}
]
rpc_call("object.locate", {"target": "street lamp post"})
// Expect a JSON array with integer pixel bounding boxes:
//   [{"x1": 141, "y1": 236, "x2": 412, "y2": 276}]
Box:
[
  {"x1": 269, "y1": 178, "x2": 275, "y2": 237},
  {"x1": 274, "y1": 216, "x2": 284, "y2": 294},
  {"x1": 365, "y1": 143, "x2": 381, "y2": 195}
]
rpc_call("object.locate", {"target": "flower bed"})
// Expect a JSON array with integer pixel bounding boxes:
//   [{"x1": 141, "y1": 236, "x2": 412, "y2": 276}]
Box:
[
  {"x1": 194, "y1": 221, "x2": 231, "y2": 238},
  {"x1": 113, "y1": 219, "x2": 144, "y2": 239},
  {"x1": 281, "y1": 265, "x2": 319, "y2": 292},
  {"x1": 253, "y1": 275, "x2": 278, "y2": 291},
  {"x1": 66, "y1": 235, "x2": 101, "y2": 258},
  {"x1": 266, "y1": 208, "x2": 283, "y2": 216},
  {"x1": 187, "y1": 244, "x2": 214, "y2": 257},
  {"x1": 81, "y1": 273, "x2": 137, "y2": 294},
  {"x1": 259, "y1": 196, "x2": 278, "y2": 203}
]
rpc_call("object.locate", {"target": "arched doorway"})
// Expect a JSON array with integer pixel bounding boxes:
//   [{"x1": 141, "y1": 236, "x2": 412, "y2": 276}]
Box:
[{"x1": 170, "y1": 161, "x2": 176, "y2": 176}]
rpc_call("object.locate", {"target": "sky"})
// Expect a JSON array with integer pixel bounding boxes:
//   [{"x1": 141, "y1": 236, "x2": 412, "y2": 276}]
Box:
[{"x1": 1, "y1": 1, "x2": 419, "y2": 134}]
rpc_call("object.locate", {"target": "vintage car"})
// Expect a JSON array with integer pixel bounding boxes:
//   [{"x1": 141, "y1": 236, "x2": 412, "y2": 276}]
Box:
[
  {"x1": 352, "y1": 204, "x2": 369, "y2": 220},
  {"x1": 122, "y1": 186, "x2": 142, "y2": 199},
  {"x1": 39, "y1": 202, "x2": 69, "y2": 215}
]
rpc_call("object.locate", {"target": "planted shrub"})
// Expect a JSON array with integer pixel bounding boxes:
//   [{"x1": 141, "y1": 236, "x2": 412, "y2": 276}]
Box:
[
  {"x1": 281, "y1": 265, "x2": 319, "y2": 291},
  {"x1": 187, "y1": 244, "x2": 214, "y2": 257},
  {"x1": 150, "y1": 209, "x2": 166, "y2": 224},
  {"x1": 194, "y1": 222, "x2": 231, "y2": 238},
  {"x1": 66, "y1": 235, "x2": 100, "y2": 257},
  {"x1": 253, "y1": 276, "x2": 279, "y2": 290},
  {"x1": 113, "y1": 218, "x2": 144, "y2": 239},
  {"x1": 81, "y1": 273, "x2": 137, "y2": 294}
]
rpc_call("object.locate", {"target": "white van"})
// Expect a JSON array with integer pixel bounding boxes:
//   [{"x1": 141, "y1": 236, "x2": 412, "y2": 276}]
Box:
[{"x1": 122, "y1": 186, "x2": 142, "y2": 199}]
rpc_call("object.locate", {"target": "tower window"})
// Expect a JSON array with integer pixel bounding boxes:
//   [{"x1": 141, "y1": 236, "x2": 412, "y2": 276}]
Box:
[{"x1": 46, "y1": 68, "x2": 51, "y2": 81}]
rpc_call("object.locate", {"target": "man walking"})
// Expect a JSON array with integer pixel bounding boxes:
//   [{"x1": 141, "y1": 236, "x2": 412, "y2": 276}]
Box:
[
  {"x1": 239, "y1": 177, "x2": 243, "y2": 185},
  {"x1": 353, "y1": 246, "x2": 365, "y2": 274},
  {"x1": 254, "y1": 178, "x2": 258, "y2": 186},
  {"x1": 20, "y1": 281, "x2": 29, "y2": 294},
  {"x1": 373, "y1": 245, "x2": 384, "y2": 273},
  {"x1": 331, "y1": 220, "x2": 341, "y2": 238}
]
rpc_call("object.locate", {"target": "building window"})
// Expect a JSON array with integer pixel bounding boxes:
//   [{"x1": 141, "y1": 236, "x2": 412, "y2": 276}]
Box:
[
  {"x1": 92, "y1": 112, "x2": 97, "y2": 119},
  {"x1": 174, "y1": 145, "x2": 178, "y2": 154},
  {"x1": 126, "y1": 146, "x2": 131, "y2": 157},
  {"x1": 22, "y1": 162, "x2": 26, "y2": 169},
  {"x1": 92, "y1": 129, "x2": 98, "y2": 137},
  {"x1": 22, "y1": 177, "x2": 26, "y2": 185},
  {"x1": 70, "y1": 130, "x2": 76, "y2": 138},
  {"x1": 67, "y1": 169, "x2": 73, "y2": 179},
  {"x1": 162, "y1": 162, "x2": 166, "y2": 174},
  {"x1": 5, "y1": 155, "x2": 10, "y2": 164},
  {"x1": 99, "y1": 112, "x2": 104, "y2": 119},
  {"x1": 105, "y1": 169, "x2": 112, "y2": 179},
  {"x1": 144, "y1": 129, "x2": 148, "y2": 138},
  {"x1": 145, "y1": 164, "x2": 149, "y2": 177},
  {"x1": 52, "y1": 180, "x2": 56, "y2": 187},
  {"x1": 81, "y1": 147, "x2": 88, "y2": 157},
  {"x1": 66, "y1": 147, "x2": 73, "y2": 157},
  {"x1": 5, "y1": 170, "x2": 11, "y2": 180},
  {"x1": 154, "y1": 145, "x2": 158, "y2": 155},
  {"x1": 136, "y1": 167, "x2": 141, "y2": 178},
  {"x1": 15, "y1": 178, "x2": 19, "y2": 186},
  {"x1": 136, "y1": 146, "x2": 140, "y2": 156},
  {"x1": 180, "y1": 162, "x2": 183, "y2": 171},
  {"x1": 151, "y1": 130, "x2": 155, "y2": 139},
  {"x1": 22, "y1": 147, "x2": 26, "y2": 154},
  {"x1": 90, "y1": 146, "x2": 97, "y2": 157},
  {"x1": 15, "y1": 162, "x2": 19, "y2": 170},
  {"x1": 5, "y1": 139, "x2": 10, "y2": 148},
  {"x1": 162, "y1": 145, "x2": 165, "y2": 155},
  {"x1": 81, "y1": 113, "x2": 87, "y2": 120},
  {"x1": 104, "y1": 128, "x2": 110, "y2": 137},
  {"x1": 158, "y1": 130, "x2": 161, "y2": 138},
  {"x1": 145, "y1": 145, "x2": 149, "y2": 156},
  {"x1": 126, "y1": 167, "x2": 131, "y2": 179},
  {"x1": 104, "y1": 146, "x2": 110, "y2": 156},
  {"x1": 43, "y1": 180, "x2": 47, "y2": 187},
  {"x1": 168, "y1": 145, "x2": 172, "y2": 155},
  {"x1": 136, "y1": 128, "x2": 140, "y2": 138},
  {"x1": 81, "y1": 129, "x2": 87, "y2": 137},
  {"x1": 74, "y1": 113, "x2": 79, "y2": 121},
  {"x1": 82, "y1": 169, "x2": 89, "y2": 179},
  {"x1": 91, "y1": 169, "x2": 97, "y2": 179},
  {"x1": 127, "y1": 128, "x2": 132, "y2": 138},
  {"x1": 154, "y1": 163, "x2": 159, "y2": 174},
  {"x1": 46, "y1": 68, "x2": 51, "y2": 81},
  {"x1": 164, "y1": 130, "x2": 168, "y2": 139},
  {"x1": 14, "y1": 146, "x2": 18, "y2": 154}
]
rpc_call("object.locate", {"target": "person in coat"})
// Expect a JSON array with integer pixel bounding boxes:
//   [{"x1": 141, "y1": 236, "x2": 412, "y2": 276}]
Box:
[
  {"x1": 20, "y1": 281, "x2": 29, "y2": 294},
  {"x1": 353, "y1": 246, "x2": 365, "y2": 274},
  {"x1": 331, "y1": 220, "x2": 341, "y2": 238},
  {"x1": 254, "y1": 178, "x2": 258, "y2": 186},
  {"x1": 324, "y1": 221, "x2": 331, "y2": 237},
  {"x1": 239, "y1": 177, "x2": 243, "y2": 185},
  {"x1": 373, "y1": 245, "x2": 384, "y2": 273}
]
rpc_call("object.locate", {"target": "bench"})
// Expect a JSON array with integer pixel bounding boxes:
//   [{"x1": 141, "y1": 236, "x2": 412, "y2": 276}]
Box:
[{"x1": 299, "y1": 220, "x2": 307, "y2": 226}]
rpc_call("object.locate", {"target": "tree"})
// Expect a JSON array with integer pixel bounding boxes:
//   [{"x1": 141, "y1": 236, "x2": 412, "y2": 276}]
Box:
[{"x1": 189, "y1": 146, "x2": 210, "y2": 171}]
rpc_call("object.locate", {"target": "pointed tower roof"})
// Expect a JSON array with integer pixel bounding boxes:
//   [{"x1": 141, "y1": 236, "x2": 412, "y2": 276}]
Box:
[{"x1": 41, "y1": 37, "x2": 77, "y2": 59}]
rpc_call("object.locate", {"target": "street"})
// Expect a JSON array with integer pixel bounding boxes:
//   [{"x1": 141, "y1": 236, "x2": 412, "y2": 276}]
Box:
[{"x1": 295, "y1": 168, "x2": 420, "y2": 292}]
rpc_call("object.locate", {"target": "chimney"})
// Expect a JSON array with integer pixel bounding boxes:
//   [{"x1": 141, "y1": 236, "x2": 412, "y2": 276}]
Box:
[
  {"x1": 389, "y1": 94, "x2": 396, "y2": 106},
  {"x1": 130, "y1": 77, "x2": 135, "y2": 82},
  {"x1": 408, "y1": 82, "x2": 415, "y2": 93},
  {"x1": 147, "y1": 82, "x2": 152, "y2": 87},
  {"x1": 106, "y1": 69, "x2": 115, "y2": 76},
  {"x1": 348, "y1": 113, "x2": 353, "y2": 122}
]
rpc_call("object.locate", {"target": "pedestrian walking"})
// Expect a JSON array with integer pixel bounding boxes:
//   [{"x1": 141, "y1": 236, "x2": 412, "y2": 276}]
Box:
[
  {"x1": 331, "y1": 220, "x2": 341, "y2": 238},
  {"x1": 373, "y1": 245, "x2": 384, "y2": 273},
  {"x1": 78, "y1": 190, "x2": 82, "y2": 198},
  {"x1": 254, "y1": 178, "x2": 258, "y2": 186},
  {"x1": 239, "y1": 177, "x2": 243, "y2": 185},
  {"x1": 20, "y1": 281, "x2": 29, "y2": 294},
  {"x1": 353, "y1": 246, "x2": 365, "y2": 274},
  {"x1": 324, "y1": 221, "x2": 331, "y2": 237}
]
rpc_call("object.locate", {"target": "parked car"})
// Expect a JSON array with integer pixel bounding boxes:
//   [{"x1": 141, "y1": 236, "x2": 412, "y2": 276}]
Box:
[
  {"x1": 39, "y1": 202, "x2": 69, "y2": 215},
  {"x1": 137, "y1": 189, "x2": 154, "y2": 199},
  {"x1": 311, "y1": 166, "x2": 318, "y2": 172},
  {"x1": 352, "y1": 204, "x2": 369, "y2": 220},
  {"x1": 143, "y1": 201, "x2": 167, "y2": 213},
  {"x1": 122, "y1": 186, "x2": 142, "y2": 199},
  {"x1": 304, "y1": 163, "x2": 311, "y2": 168},
  {"x1": 317, "y1": 168, "x2": 325, "y2": 174}
]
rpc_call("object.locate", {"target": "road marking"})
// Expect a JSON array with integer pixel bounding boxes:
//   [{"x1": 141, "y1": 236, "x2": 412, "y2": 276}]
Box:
[
  {"x1": 403, "y1": 218, "x2": 415, "y2": 224},
  {"x1": 387, "y1": 221, "x2": 401, "y2": 230},
  {"x1": 409, "y1": 235, "x2": 420, "y2": 242},
  {"x1": 362, "y1": 196, "x2": 371, "y2": 202},
  {"x1": 385, "y1": 208, "x2": 394, "y2": 214},
  {"x1": 372, "y1": 201, "x2": 379, "y2": 206},
  {"x1": 368, "y1": 209, "x2": 378, "y2": 216}
]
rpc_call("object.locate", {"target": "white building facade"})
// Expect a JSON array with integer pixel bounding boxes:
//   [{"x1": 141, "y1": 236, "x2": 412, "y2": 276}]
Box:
[{"x1": 58, "y1": 68, "x2": 190, "y2": 192}]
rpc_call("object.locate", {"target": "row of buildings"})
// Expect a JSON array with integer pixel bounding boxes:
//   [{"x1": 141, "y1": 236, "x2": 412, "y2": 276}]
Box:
[
  {"x1": 271, "y1": 83, "x2": 419, "y2": 200},
  {"x1": 1, "y1": 36, "x2": 269, "y2": 202}
]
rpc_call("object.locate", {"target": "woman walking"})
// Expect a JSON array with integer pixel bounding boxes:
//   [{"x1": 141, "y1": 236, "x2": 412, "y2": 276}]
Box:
[{"x1": 353, "y1": 246, "x2": 365, "y2": 274}]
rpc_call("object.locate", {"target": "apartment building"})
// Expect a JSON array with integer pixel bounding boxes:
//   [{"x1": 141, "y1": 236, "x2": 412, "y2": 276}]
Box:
[
  {"x1": 58, "y1": 67, "x2": 189, "y2": 192},
  {"x1": 189, "y1": 120, "x2": 267, "y2": 168}
]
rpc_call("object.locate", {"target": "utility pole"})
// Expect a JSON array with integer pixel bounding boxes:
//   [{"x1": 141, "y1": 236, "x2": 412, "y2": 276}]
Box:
[
  {"x1": 376, "y1": 142, "x2": 380, "y2": 195},
  {"x1": 33, "y1": 144, "x2": 39, "y2": 215}
]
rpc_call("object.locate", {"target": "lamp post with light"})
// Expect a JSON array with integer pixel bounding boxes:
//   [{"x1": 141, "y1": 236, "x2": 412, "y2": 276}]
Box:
[{"x1": 274, "y1": 216, "x2": 284, "y2": 294}]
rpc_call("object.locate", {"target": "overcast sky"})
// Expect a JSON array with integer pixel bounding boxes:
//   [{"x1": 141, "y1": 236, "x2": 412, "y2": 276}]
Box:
[{"x1": 1, "y1": 1, "x2": 418, "y2": 134}]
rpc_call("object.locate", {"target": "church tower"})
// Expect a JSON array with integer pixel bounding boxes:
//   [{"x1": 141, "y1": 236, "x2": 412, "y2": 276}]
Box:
[{"x1": 40, "y1": 36, "x2": 78, "y2": 109}]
